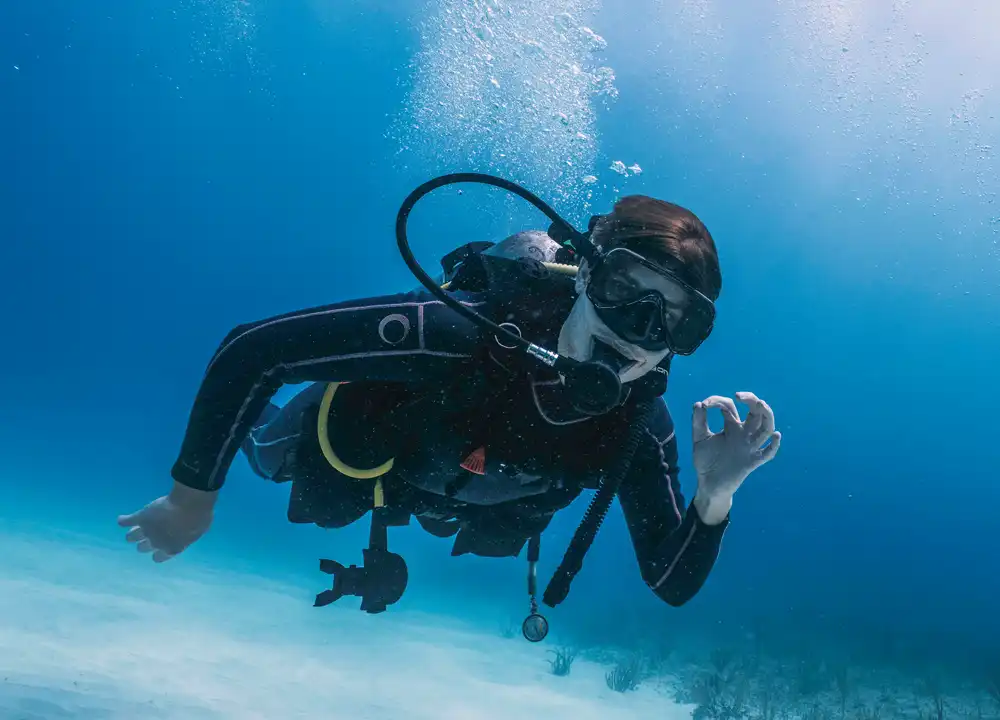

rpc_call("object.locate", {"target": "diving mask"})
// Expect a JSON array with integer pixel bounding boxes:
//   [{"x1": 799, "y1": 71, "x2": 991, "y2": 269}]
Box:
[{"x1": 586, "y1": 247, "x2": 715, "y2": 355}]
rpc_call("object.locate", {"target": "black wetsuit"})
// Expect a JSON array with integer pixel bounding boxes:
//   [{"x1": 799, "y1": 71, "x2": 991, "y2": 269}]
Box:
[{"x1": 171, "y1": 243, "x2": 730, "y2": 607}]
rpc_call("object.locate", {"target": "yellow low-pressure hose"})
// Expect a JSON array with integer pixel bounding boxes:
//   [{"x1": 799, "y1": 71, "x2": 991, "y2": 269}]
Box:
[{"x1": 316, "y1": 382, "x2": 392, "y2": 507}]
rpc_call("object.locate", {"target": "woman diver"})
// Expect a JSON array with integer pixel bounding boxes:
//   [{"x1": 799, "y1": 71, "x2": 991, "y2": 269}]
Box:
[{"x1": 117, "y1": 174, "x2": 781, "y2": 637}]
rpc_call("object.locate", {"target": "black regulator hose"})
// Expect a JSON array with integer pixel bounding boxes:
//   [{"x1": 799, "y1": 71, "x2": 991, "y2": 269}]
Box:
[
  {"x1": 395, "y1": 173, "x2": 622, "y2": 415},
  {"x1": 542, "y1": 398, "x2": 657, "y2": 607}
]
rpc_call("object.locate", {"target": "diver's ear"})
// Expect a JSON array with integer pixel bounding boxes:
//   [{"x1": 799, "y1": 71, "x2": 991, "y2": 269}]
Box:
[{"x1": 575, "y1": 259, "x2": 591, "y2": 295}]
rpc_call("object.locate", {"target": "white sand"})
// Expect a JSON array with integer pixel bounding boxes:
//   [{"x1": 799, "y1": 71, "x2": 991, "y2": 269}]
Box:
[{"x1": 0, "y1": 526, "x2": 694, "y2": 720}]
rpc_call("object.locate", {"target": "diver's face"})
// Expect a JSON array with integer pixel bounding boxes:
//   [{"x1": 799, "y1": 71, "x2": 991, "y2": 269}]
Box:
[{"x1": 557, "y1": 261, "x2": 673, "y2": 384}]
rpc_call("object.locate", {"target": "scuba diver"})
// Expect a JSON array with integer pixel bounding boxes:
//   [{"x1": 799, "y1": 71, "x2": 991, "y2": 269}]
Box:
[{"x1": 117, "y1": 174, "x2": 780, "y2": 641}]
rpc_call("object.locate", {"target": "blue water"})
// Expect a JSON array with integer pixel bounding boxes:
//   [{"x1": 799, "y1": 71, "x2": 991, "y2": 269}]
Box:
[{"x1": 2, "y1": 1, "x2": 999, "y2": 718}]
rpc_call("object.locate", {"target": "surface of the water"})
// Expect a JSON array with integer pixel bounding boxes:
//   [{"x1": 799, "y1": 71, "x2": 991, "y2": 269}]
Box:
[{"x1": 1, "y1": 1, "x2": 998, "y2": 718}]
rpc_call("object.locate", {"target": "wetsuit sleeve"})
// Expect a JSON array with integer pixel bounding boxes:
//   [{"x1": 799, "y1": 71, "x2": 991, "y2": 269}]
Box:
[
  {"x1": 170, "y1": 288, "x2": 484, "y2": 492},
  {"x1": 616, "y1": 399, "x2": 729, "y2": 606}
]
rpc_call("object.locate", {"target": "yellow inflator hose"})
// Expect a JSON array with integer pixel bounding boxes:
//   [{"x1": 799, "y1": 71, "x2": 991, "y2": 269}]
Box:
[{"x1": 316, "y1": 382, "x2": 393, "y2": 508}]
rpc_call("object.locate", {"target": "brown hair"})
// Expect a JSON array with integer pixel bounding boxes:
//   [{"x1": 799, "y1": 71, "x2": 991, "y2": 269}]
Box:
[{"x1": 595, "y1": 195, "x2": 722, "y2": 301}]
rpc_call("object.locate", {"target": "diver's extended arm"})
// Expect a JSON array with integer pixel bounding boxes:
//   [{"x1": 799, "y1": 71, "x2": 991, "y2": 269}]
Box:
[
  {"x1": 616, "y1": 400, "x2": 729, "y2": 607},
  {"x1": 618, "y1": 392, "x2": 782, "y2": 605},
  {"x1": 171, "y1": 288, "x2": 483, "y2": 492}
]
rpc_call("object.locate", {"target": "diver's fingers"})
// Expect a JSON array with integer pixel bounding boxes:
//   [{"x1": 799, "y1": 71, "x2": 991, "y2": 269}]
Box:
[
  {"x1": 152, "y1": 550, "x2": 174, "y2": 563},
  {"x1": 753, "y1": 432, "x2": 782, "y2": 467},
  {"x1": 702, "y1": 396, "x2": 742, "y2": 432},
  {"x1": 117, "y1": 513, "x2": 139, "y2": 527},
  {"x1": 738, "y1": 392, "x2": 775, "y2": 445},
  {"x1": 692, "y1": 402, "x2": 712, "y2": 442},
  {"x1": 736, "y1": 392, "x2": 764, "y2": 437},
  {"x1": 125, "y1": 526, "x2": 145, "y2": 544},
  {"x1": 136, "y1": 539, "x2": 154, "y2": 554}
]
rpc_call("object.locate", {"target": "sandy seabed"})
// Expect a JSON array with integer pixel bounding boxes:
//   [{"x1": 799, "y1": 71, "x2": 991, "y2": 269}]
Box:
[{"x1": 0, "y1": 525, "x2": 693, "y2": 720}]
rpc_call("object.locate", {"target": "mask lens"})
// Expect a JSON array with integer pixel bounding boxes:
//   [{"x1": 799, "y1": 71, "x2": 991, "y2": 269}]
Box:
[
  {"x1": 587, "y1": 250, "x2": 651, "y2": 305},
  {"x1": 587, "y1": 249, "x2": 714, "y2": 355},
  {"x1": 667, "y1": 300, "x2": 714, "y2": 354},
  {"x1": 607, "y1": 297, "x2": 671, "y2": 351},
  {"x1": 587, "y1": 255, "x2": 645, "y2": 306}
]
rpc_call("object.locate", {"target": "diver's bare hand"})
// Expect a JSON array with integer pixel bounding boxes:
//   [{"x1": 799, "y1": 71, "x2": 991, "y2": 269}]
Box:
[
  {"x1": 691, "y1": 392, "x2": 781, "y2": 525},
  {"x1": 117, "y1": 481, "x2": 217, "y2": 562}
]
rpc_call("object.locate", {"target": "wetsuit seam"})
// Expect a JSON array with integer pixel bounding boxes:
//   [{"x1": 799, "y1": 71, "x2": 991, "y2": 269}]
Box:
[
  {"x1": 655, "y1": 430, "x2": 675, "y2": 447},
  {"x1": 646, "y1": 428, "x2": 682, "y2": 523},
  {"x1": 206, "y1": 298, "x2": 485, "y2": 376},
  {"x1": 251, "y1": 432, "x2": 301, "y2": 447},
  {"x1": 649, "y1": 519, "x2": 698, "y2": 590}
]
